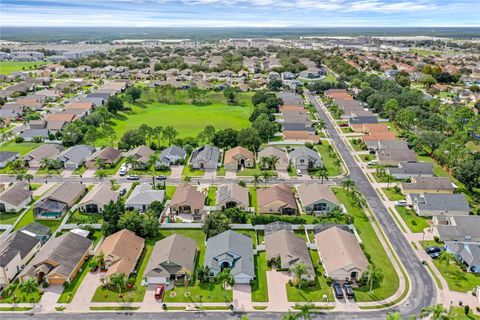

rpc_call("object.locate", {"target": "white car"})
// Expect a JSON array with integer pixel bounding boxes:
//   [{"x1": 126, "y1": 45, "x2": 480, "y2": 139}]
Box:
[
  {"x1": 394, "y1": 200, "x2": 408, "y2": 207},
  {"x1": 119, "y1": 166, "x2": 127, "y2": 176},
  {"x1": 367, "y1": 160, "x2": 378, "y2": 166},
  {"x1": 296, "y1": 169, "x2": 302, "y2": 176}
]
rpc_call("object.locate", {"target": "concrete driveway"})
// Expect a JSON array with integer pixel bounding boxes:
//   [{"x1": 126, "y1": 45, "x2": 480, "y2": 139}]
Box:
[
  {"x1": 204, "y1": 168, "x2": 216, "y2": 179},
  {"x1": 225, "y1": 169, "x2": 236, "y2": 179},
  {"x1": 70, "y1": 271, "x2": 101, "y2": 308},
  {"x1": 36, "y1": 284, "x2": 63, "y2": 312},
  {"x1": 232, "y1": 284, "x2": 253, "y2": 311},
  {"x1": 82, "y1": 169, "x2": 96, "y2": 178},
  {"x1": 170, "y1": 165, "x2": 183, "y2": 179},
  {"x1": 265, "y1": 270, "x2": 290, "y2": 311}
]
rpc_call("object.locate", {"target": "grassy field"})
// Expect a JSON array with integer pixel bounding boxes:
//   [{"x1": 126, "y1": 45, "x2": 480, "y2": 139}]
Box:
[
  {"x1": 0, "y1": 141, "x2": 41, "y2": 155},
  {"x1": 0, "y1": 61, "x2": 47, "y2": 75},
  {"x1": 96, "y1": 92, "x2": 254, "y2": 145},
  {"x1": 395, "y1": 207, "x2": 430, "y2": 233},
  {"x1": 333, "y1": 188, "x2": 399, "y2": 302},
  {"x1": 251, "y1": 252, "x2": 269, "y2": 302},
  {"x1": 382, "y1": 187, "x2": 405, "y2": 201}
]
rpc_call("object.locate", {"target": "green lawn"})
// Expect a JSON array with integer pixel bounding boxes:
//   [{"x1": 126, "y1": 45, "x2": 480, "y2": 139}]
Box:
[
  {"x1": 0, "y1": 287, "x2": 41, "y2": 303},
  {"x1": 251, "y1": 252, "x2": 269, "y2": 302},
  {"x1": 97, "y1": 158, "x2": 124, "y2": 175},
  {"x1": 360, "y1": 154, "x2": 376, "y2": 162},
  {"x1": 0, "y1": 211, "x2": 23, "y2": 225},
  {"x1": 165, "y1": 186, "x2": 177, "y2": 199},
  {"x1": 395, "y1": 207, "x2": 430, "y2": 233},
  {"x1": 207, "y1": 186, "x2": 217, "y2": 206},
  {"x1": 248, "y1": 187, "x2": 258, "y2": 213},
  {"x1": 182, "y1": 165, "x2": 205, "y2": 177},
  {"x1": 96, "y1": 92, "x2": 254, "y2": 145},
  {"x1": 163, "y1": 282, "x2": 232, "y2": 303},
  {"x1": 237, "y1": 167, "x2": 276, "y2": 177},
  {"x1": 382, "y1": 187, "x2": 405, "y2": 201},
  {"x1": 36, "y1": 167, "x2": 63, "y2": 175},
  {"x1": 57, "y1": 256, "x2": 93, "y2": 303},
  {"x1": 449, "y1": 307, "x2": 480, "y2": 320},
  {"x1": 286, "y1": 250, "x2": 334, "y2": 302},
  {"x1": 0, "y1": 61, "x2": 47, "y2": 75},
  {"x1": 68, "y1": 210, "x2": 103, "y2": 224},
  {"x1": 13, "y1": 208, "x2": 62, "y2": 233},
  {"x1": 72, "y1": 166, "x2": 87, "y2": 175},
  {"x1": 0, "y1": 141, "x2": 41, "y2": 155},
  {"x1": 333, "y1": 188, "x2": 399, "y2": 302},
  {"x1": 315, "y1": 142, "x2": 342, "y2": 176},
  {"x1": 216, "y1": 166, "x2": 226, "y2": 176}
]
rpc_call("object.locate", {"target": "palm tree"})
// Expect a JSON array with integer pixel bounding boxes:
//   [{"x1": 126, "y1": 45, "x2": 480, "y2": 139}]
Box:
[
  {"x1": 366, "y1": 264, "x2": 384, "y2": 292},
  {"x1": 109, "y1": 179, "x2": 117, "y2": 190},
  {"x1": 124, "y1": 155, "x2": 138, "y2": 170},
  {"x1": 95, "y1": 157, "x2": 106, "y2": 169},
  {"x1": 296, "y1": 303, "x2": 314, "y2": 320},
  {"x1": 109, "y1": 273, "x2": 127, "y2": 294},
  {"x1": 259, "y1": 156, "x2": 269, "y2": 169},
  {"x1": 16, "y1": 173, "x2": 24, "y2": 182},
  {"x1": 40, "y1": 157, "x2": 51, "y2": 169},
  {"x1": 386, "y1": 311, "x2": 402, "y2": 320},
  {"x1": 282, "y1": 311, "x2": 298, "y2": 320},
  {"x1": 437, "y1": 251, "x2": 457, "y2": 268},
  {"x1": 183, "y1": 175, "x2": 191, "y2": 183},
  {"x1": 4, "y1": 281, "x2": 18, "y2": 302},
  {"x1": 148, "y1": 153, "x2": 159, "y2": 188},
  {"x1": 20, "y1": 277, "x2": 38, "y2": 301},
  {"x1": 291, "y1": 262, "x2": 307, "y2": 289},
  {"x1": 217, "y1": 268, "x2": 234, "y2": 291},
  {"x1": 95, "y1": 170, "x2": 107, "y2": 181},
  {"x1": 261, "y1": 171, "x2": 272, "y2": 187},
  {"x1": 315, "y1": 165, "x2": 329, "y2": 184},
  {"x1": 182, "y1": 270, "x2": 193, "y2": 294},
  {"x1": 341, "y1": 178, "x2": 355, "y2": 191},
  {"x1": 24, "y1": 173, "x2": 34, "y2": 190},
  {"x1": 252, "y1": 173, "x2": 262, "y2": 189},
  {"x1": 385, "y1": 174, "x2": 394, "y2": 188},
  {"x1": 269, "y1": 155, "x2": 280, "y2": 171},
  {"x1": 420, "y1": 304, "x2": 449, "y2": 320},
  {"x1": 9, "y1": 159, "x2": 25, "y2": 171}
]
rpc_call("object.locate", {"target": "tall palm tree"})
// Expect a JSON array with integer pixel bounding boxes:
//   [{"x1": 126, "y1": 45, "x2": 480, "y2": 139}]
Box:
[
  {"x1": 217, "y1": 268, "x2": 234, "y2": 291},
  {"x1": 366, "y1": 264, "x2": 384, "y2": 292},
  {"x1": 182, "y1": 269, "x2": 193, "y2": 294},
  {"x1": 261, "y1": 171, "x2": 272, "y2": 187},
  {"x1": 148, "y1": 153, "x2": 159, "y2": 188},
  {"x1": 9, "y1": 159, "x2": 25, "y2": 171},
  {"x1": 437, "y1": 251, "x2": 457, "y2": 268},
  {"x1": 315, "y1": 166, "x2": 329, "y2": 184},
  {"x1": 341, "y1": 178, "x2": 355, "y2": 191},
  {"x1": 282, "y1": 311, "x2": 298, "y2": 320},
  {"x1": 385, "y1": 174, "x2": 394, "y2": 188},
  {"x1": 183, "y1": 175, "x2": 192, "y2": 183},
  {"x1": 95, "y1": 170, "x2": 107, "y2": 181},
  {"x1": 20, "y1": 277, "x2": 38, "y2": 301},
  {"x1": 4, "y1": 281, "x2": 18, "y2": 302},
  {"x1": 420, "y1": 304, "x2": 449, "y2": 320},
  {"x1": 296, "y1": 303, "x2": 314, "y2": 320},
  {"x1": 15, "y1": 173, "x2": 24, "y2": 182},
  {"x1": 269, "y1": 155, "x2": 280, "y2": 171},
  {"x1": 252, "y1": 173, "x2": 262, "y2": 189},
  {"x1": 24, "y1": 173, "x2": 34, "y2": 190},
  {"x1": 124, "y1": 155, "x2": 138, "y2": 170},
  {"x1": 40, "y1": 157, "x2": 51, "y2": 169},
  {"x1": 109, "y1": 273, "x2": 127, "y2": 294},
  {"x1": 259, "y1": 156, "x2": 269, "y2": 169},
  {"x1": 291, "y1": 262, "x2": 307, "y2": 289}
]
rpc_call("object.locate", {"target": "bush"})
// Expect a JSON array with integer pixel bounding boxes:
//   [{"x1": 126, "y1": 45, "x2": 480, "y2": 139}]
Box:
[
  {"x1": 325, "y1": 277, "x2": 333, "y2": 286},
  {"x1": 14, "y1": 136, "x2": 24, "y2": 143},
  {"x1": 434, "y1": 236, "x2": 440, "y2": 242},
  {"x1": 250, "y1": 214, "x2": 306, "y2": 225}
]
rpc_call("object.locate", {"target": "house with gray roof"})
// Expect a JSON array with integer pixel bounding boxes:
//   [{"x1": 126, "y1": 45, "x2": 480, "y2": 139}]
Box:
[
  {"x1": 20, "y1": 232, "x2": 92, "y2": 285},
  {"x1": 377, "y1": 148, "x2": 417, "y2": 166},
  {"x1": 0, "y1": 231, "x2": 41, "y2": 286},
  {"x1": 125, "y1": 183, "x2": 165, "y2": 212},
  {"x1": 445, "y1": 241, "x2": 480, "y2": 273},
  {"x1": 386, "y1": 162, "x2": 434, "y2": 180},
  {"x1": 0, "y1": 151, "x2": 19, "y2": 168},
  {"x1": 296, "y1": 183, "x2": 340, "y2": 215},
  {"x1": 19, "y1": 128, "x2": 50, "y2": 142},
  {"x1": 434, "y1": 216, "x2": 480, "y2": 242},
  {"x1": 215, "y1": 184, "x2": 249, "y2": 211},
  {"x1": 144, "y1": 234, "x2": 197, "y2": 284},
  {"x1": 204, "y1": 230, "x2": 255, "y2": 284},
  {"x1": 289, "y1": 147, "x2": 322, "y2": 170},
  {"x1": 190, "y1": 145, "x2": 220, "y2": 170},
  {"x1": 78, "y1": 183, "x2": 119, "y2": 213},
  {"x1": 22, "y1": 144, "x2": 63, "y2": 168},
  {"x1": 20, "y1": 222, "x2": 51, "y2": 245},
  {"x1": 57, "y1": 144, "x2": 95, "y2": 170},
  {"x1": 407, "y1": 193, "x2": 470, "y2": 217},
  {"x1": 0, "y1": 182, "x2": 32, "y2": 213},
  {"x1": 157, "y1": 146, "x2": 186, "y2": 168},
  {"x1": 33, "y1": 182, "x2": 86, "y2": 219}
]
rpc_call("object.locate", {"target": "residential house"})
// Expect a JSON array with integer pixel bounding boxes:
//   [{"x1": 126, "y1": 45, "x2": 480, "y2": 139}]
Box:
[
  {"x1": 126, "y1": 145, "x2": 155, "y2": 169},
  {"x1": 20, "y1": 232, "x2": 92, "y2": 285},
  {"x1": 22, "y1": 144, "x2": 63, "y2": 168},
  {"x1": 78, "y1": 183, "x2": 119, "y2": 213},
  {"x1": 445, "y1": 241, "x2": 480, "y2": 273},
  {"x1": 407, "y1": 193, "x2": 470, "y2": 217},
  {"x1": 0, "y1": 151, "x2": 19, "y2": 168},
  {"x1": 19, "y1": 128, "x2": 50, "y2": 142},
  {"x1": 434, "y1": 216, "x2": 480, "y2": 242},
  {"x1": 289, "y1": 147, "x2": 322, "y2": 170},
  {"x1": 144, "y1": 234, "x2": 197, "y2": 284},
  {"x1": 386, "y1": 162, "x2": 434, "y2": 180},
  {"x1": 315, "y1": 226, "x2": 369, "y2": 281},
  {"x1": 258, "y1": 146, "x2": 289, "y2": 171},
  {"x1": 96, "y1": 229, "x2": 145, "y2": 278},
  {"x1": 296, "y1": 183, "x2": 340, "y2": 215},
  {"x1": 400, "y1": 177, "x2": 456, "y2": 194},
  {"x1": 0, "y1": 231, "x2": 41, "y2": 287},
  {"x1": 85, "y1": 147, "x2": 122, "y2": 169},
  {"x1": 157, "y1": 146, "x2": 186, "y2": 168},
  {"x1": 215, "y1": 184, "x2": 249, "y2": 211},
  {"x1": 265, "y1": 229, "x2": 315, "y2": 280},
  {"x1": 57, "y1": 145, "x2": 95, "y2": 170},
  {"x1": 257, "y1": 183, "x2": 297, "y2": 215},
  {"x1": 0, "y1": 182, "x2": 32, "y2": 212},
  {"x1": 19, "y1": 222, "x2": 51, "y2": 245},
  {"x1": 125, "y1": 183, "x2": 165, "y2": 212},
  {"x1": 190, "y1": 145, "x2": 220, "y2": 170},
  {"x1": 204, "y1": 230, "x2": 255, "y2": 284},
  {"x1": 33, "y1": 182, "x2": 86, "y2": 218},
  {"x1": 224, "y1": 146, "x2": 254, "y2": 170},
  {"x1": 169, "y1": 184, "x2": 206, "y2": 219},
  {"x1": 376, "y1": 148, "x2": 417, "y2": 166}
]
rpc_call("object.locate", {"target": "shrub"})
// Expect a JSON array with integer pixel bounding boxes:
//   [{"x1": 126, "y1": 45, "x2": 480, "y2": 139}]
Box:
[
  {"x1": 250, "y1": 214, "x2": 306, "y2": 225},
  {"x1": 14, "y1": 136, "x2": 24, "y2": 143},
  {"x1": 434, "y1": 236, "x2": 440, "y2": 242}
]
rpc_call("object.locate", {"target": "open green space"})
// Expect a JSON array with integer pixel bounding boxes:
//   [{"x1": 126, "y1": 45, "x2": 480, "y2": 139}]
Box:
[
  {"x1": 0, "y1": 141, "x2": 40, "y2": 155},
  {"x1": 395, "y1": 207, "x2": 430, "y2": 233},
  {"x1": 382, "y1": 187, "x2": 405, "y2": 201},
  {"x1": 251, "y1": 252, "x2": 269, "y2": 302},
  {"x1": 315, "y1": 142, "x2": 342, "y2": 176},
  {"x1": 13, "y1": 208, "x2": 62, "y2": 232},
  {"x1": 182, "y1": 165, "x2": 205, "y2": 177},
  {"x1": 0, "y1": 61, "x2": 47, "y2": 75},
  {"x1": 333, "y1": 188, "x2": 399, "y2": 302}
]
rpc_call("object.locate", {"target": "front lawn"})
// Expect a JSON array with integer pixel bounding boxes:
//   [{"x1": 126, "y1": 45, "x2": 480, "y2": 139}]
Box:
[
  {"x1": 315, "y1": 142, "x2": 342, "y2": 176},
  {"x1": 182, "y1": 165, "x2": 205, "y2": 177},
  {"x1": 395, "y1": 206, "x2": 430, "y2": 233},
  {"x1": 0, "y1": 287, "x2": 41, "y2": 303},
  {"x1": 382, "y1": 187, "x2": 405, "y2": 201},
  {"x1": 207, "y1": 186, "x2": 217, "y2": 206},
  {"x1": 248, "y1": 187, "x2": 258, "y2": 213},
  {"x1": 165, "y1": 186, "x2": 177, "y2": 199},
  {"x1": 72, "y1": 166, "x2": 87, "y2": 175},
  {"x1": 163, "y1": 282, "x2": 232, "y2": 303},
  {"x1": 97, "y1": 158, "x2": 124, "y2": 175},
  {"x1": 251, "y1": 252, "x2": 269, "y2": 302},
  {"x1": 237, "y1": 167, "x2": 276, "y2": 177},
  {"x1": 216, "y1": 166, "x2": 226, "y2": 176}
]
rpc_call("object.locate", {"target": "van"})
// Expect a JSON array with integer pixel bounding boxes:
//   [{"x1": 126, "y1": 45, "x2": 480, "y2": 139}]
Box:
[{"x1": 154, "y1": 285, "x2": 164, "y2": 299}]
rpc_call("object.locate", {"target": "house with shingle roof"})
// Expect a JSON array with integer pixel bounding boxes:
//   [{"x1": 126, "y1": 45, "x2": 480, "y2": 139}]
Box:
[
  {"x1": 57, "y1": 144, "x2": 95, "y2": 170},
  {"x1": 125, "y1": 183, "x2": 165, "y2": 212},
  {"x1": 204, "y1": 230, "x2": 255, "y2": 284},
  {"x1": 96, "y1": 229, "x2": 145, "y2": 278},
  {"x1": 190, "y1": 145, "x2": 220, "y2": 170},
  {"x1": 33, "y1": 182, "x2": 86, "y2": 218},
  {"x1": 85, "y1": 147, "x2": 122, "y2": 169},
  {"x1": 20, "y1": 231, "x2": 92, "y2": 285},
  {"x1": 144, "y1": 234, "x2": 197, "y2": 284},
  {"x1": 386, "y1": 162, "x2": 434, "y2": 180},
  {"x1": 20, "y1": 222, "x2": 51, "y2": 245},
  {"x1": 0, "y1": 182, "x2": 32, "y2": 213},
  {"x1": 157, "y1": 146, "x2": 186, "y2": 168},
  {"x1": 400, "y1": 177, "x2": 455, "y2": 194},
  {"x1": 126, "y1": 145, "x2": 155, "y2": 169},
  {"x1": 407, "y1": 193, "x2": 470, "y2": 217},
  {"x1": 0, "y1": 151, "x2": 19, "y2": 168},
  {"x1": 215, "y1": 183, "x2": 249, "y2": 211},
  {"x1": 445, "y1": 241, "x2": 480, "y2": 273},
  {"x1": 22, "y1": 144, "x2": 63, "y2": 168},
  {"x1": 289, "y1": 147, "x2": 322, "y2": 170},
  {"x1": 296, "y1": 183, "x2": 340, "y2": 215},
  {"x1": 434, "y1": 216, "x2": 480, "y2": 242},
  {"x1": 258, "y1": 146, "x2": 289, "y2": 171},
  {"x1": 78, "y1": 183, "x2": 119, "y2": 213},
  {"x1": 169, "y1": 184, "x2": 206, "y2": 220},
  {"x1": 257, "y1": 183, "x2": 297, "y2": 215},
  {"x1": 224, "y1": 146, "x2": 254, "y2": 170}
]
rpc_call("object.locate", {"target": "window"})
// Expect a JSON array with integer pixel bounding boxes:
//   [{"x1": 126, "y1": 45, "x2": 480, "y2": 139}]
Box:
[{"x1": 313, "y1": 203, "x2": 327, "y2": 212}]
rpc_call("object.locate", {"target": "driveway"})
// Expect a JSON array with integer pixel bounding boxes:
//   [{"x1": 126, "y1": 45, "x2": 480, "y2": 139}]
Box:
[
  {"x1": 265, "y1": 270, "x2": 290, "y2": 311},
  {"x1": 61, "y1": 169, "x2": 74, "y2": 178},
  {"x1": 82, "y1": 169, "x2": 96, "y2": 178},
  {"x1": 232, "y1": 284, "x2": 253, "y2": 311},
  {"x1": 225, "y1": 169, "x2": 236, "y2": 179},
  {"x1": 170, "y1": 165, "x2": 183, "y2": 179},
  {"x1": 36, "y1": 284, "x2": 63, "y2": 312},
  {"x1": 204, "y1": 168, "x2": 216, "y2": 179},
  {"x1": 141, "y1": 284, "x2": 165, "y2": 311},
  {"x1": 70, "y1": 271, "x2": 101, "y2": 308}
]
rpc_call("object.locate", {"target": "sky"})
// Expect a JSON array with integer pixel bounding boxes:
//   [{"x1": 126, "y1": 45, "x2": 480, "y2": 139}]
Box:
[{"x1": 0, "y1": 0, "x2": 479, "y2": 28}]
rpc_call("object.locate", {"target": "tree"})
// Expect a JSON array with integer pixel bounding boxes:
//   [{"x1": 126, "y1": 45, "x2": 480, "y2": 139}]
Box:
[
  {"x1": 24, "y1": 173, "x2": 33, "y2": 190},
  {"x1": 252, "y1": 173, "x2": 262, "y2": 189},
  {"x1": 109, "y1": 273, "x2": 127, "y2": 294},
  {"x1": 95, "y1": 170, "x2": 107, "y2": 181},
  {"x1": 420, "y1": 304, "x2": 449, "y2": 320},
  {"x1": 9, "y1": 159, "x2": 25, "y2": 171},
  {"x1": 19, "y1": 277, "x2": 38, "y2": 300},
  {"x1": 4, "y1": 281, "x2": 18, "y2": 301},
  {"x1": 315, "y1": 166, "x2": 329, "y2": 184},
  {"x1": 437, "y1": 251, "x2": 457, "y2": 268},
  {"x1": 223, "y1": 87, "x2": 238, "y2": 104},
  {"x1": 261, "y1": 171, "x2": 272, "y2": 187},
  {"x1": 282, "y1": 311, "x2": 298, "y2": 320},
  {"x1": 118, "y1": 211, "x2": 144, "y2": 235},
  {"x1": 366, "y1": 264, "x2": 384, "y2": 292},
  {"x1": 197, "y1": 125, "x2": 216, "y2": 144},
  {"x1": 202, "y1": 212, "x2": 230, "y2": 238},
  {"x1": 141, "y1": 211, "x2": 160, "y2": 238},
  {"x1": 419, "y1": 74, "x2": 437, "y2": 89},
  {"x1": 102, "y1": 124, "x2": 117, "y2": 147},
  {"x1": 120, "y1": 129, "x2": 145, "y2": 149},
  {"x1": 341, "y1": 179, "x2": 355, "y2": 191},
  {"x1": 267, "y1": 79, "x2": 283, "y2": 91},
  {"x1": 106, "y1": 96, "x2": 124, "y2": 113},
  {"x1": 296, "y1": 303, "x2": 315, "y2": 320},
  {"x1": 183, "y1": 175, "x2": 191, "y2": 183},
  {"x1": 291, "y1": 262, "x2": 307, "y2": 288},
  {"x1": 216, "y1": 268, "x2": 234, "y2": 290},
  {"x1": 212, "y1": 128, "x2": 239, "y2": 149},
  {"x1": 386, "y1": 311, "x2": 402, "y2": 320},
  {"x1": 224, "y1": 207, "x2": 247, "y2": 223},
  {"x1": 238, "y1": 128, "x2": 262, "y2": 151},
  {"x1": 125, "y1": 86, "x2": 142, "y2": 102},
  {"x1": 162, "y1": 126, "x2": 178, "y2": 145},
  {"x1": 182, "y1": 269, "x2": 193, "y2": 293},
  {"x1": 84, "y1": 127, "x2": 99, "y2": 147}
]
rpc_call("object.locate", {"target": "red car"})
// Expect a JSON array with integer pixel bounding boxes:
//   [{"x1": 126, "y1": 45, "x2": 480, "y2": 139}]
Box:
[{"x1": 154, "y1": 285, "x2": 165, "y2": 299}]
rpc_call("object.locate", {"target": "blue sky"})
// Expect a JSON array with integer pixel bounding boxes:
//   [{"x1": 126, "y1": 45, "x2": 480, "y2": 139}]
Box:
[{"x1": 0, "y1": 0, "x2": 479, "y2": 27}]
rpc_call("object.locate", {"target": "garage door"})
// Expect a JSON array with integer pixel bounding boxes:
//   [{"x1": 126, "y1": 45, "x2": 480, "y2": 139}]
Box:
[
  {"x1": 147, "y1": 277, "x2": 167, "y2": 284},
  {"x1": 48, "y1": 277, "x2": 66, "y2": 285},
  {"x1": 234, "y1": 276, "x2": 252, "y2": 284}
]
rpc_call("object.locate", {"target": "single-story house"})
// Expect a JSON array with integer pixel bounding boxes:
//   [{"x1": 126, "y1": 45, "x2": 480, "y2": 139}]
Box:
[
  {"x1": 22, "y1": 144, "x2": 63, "y2": 168},
  {"x1": 257, "y1": 183, "x2": 297, "y2": 215},
  {"x1": 33, "y1": 182, "x2": 86, "y2": 218},
  {"x1": 20, "y1": 222, "x2": 51, "y2": 245},
  {"x1": 386, "y1": 162, "x2": 434, "y2": 180},
  {"x1": 296, "y1": 183, "x2": 340, "y2": 215},
  {"x1": 0, "y1": 231, "x2": 41, "y2": 287},
  {"x1": 0, "y1": 182, "x2": 32, "y2": 213},
  {"x1": 315, "y1": 226, "x2": 369, "y2": 281},
  {"x1": 400, "y1": 177, "x2": 456, "y2": 194},
  {"x1": 0, "y1": 151, "x2": 19, "y2": 168},
  {"x1": 156, "y1": 146, "x2": 186, "y2": 168},
  {"x1": 169, "y1": 184, "x2": 205, "y2": 219},
  {"x1": 144, "y1": 234, "x2": 197, "y2": 284},
  {"x1": 85, "y1": 147, "x2": 122, "y2": 169},
  {"x1": 57, "y1": 144, "x2": 95, "y2": 170},
  {"x1": 434, "y1": 216, "x2": 480, "y2": 242},
  {"x1": 78, "y1": 183, "x2": 119, "y2": 213},
  {"x1": 215, "y1": 183, "x2": 249, "y2": 211},
  {"x1": 125, "y1": 183, "x2": 165, "y2": 212},
  {"x1": 190, "y1": 145, "x2": 220, "y2": 170},
  {"x1": 445, "y1": 241, "x2": 480, "y2": 273},
  {"x1": 289, "y1": 147, "x2": 322, "y2": 170},
  {"x1": 377, "y1": 147, "x2": 417, "y2": 166},
  {"x1": 96, "y1": 229, "x2": 145, "y2": 278},
  {"x1": 265, "y1": 229, "x2": 315, "y2": 280},
  {"x1": 407, "y1": 193, "x2": 470, "y2": 217},
  {"x1": 20, "y1": 231, "x2": 92, "y2": 285},
  {"x1": 224, "y1": 146, "x2": 254, "y2": 170},
  {"x1": 204, "y1": 230, "x2": 255, "y2": 284},
  {"x1": 257, "y1": 146, "x2": 289, "y2": 171},
  {"x1": 126, "y1": 145, "x2": 155, "y2": 169}
]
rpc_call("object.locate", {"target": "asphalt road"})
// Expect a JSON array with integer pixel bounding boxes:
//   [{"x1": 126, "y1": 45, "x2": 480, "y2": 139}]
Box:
[{"x1": 306, "y1": 92, "x2": 437, "y2": 317}]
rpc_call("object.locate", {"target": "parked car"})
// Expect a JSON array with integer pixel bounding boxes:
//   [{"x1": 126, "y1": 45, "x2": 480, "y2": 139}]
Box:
[
  {"x1": 425, "y1": 246, "x2": 444, "y2": 254},
  {"x1": 127, "y1": 175, "x2": 139, "y2": 180},
  {"x1": 430, "y1": 251, "x2": 444, "y2": 259},
  {"x1": 367, "y1": 160, "x2": 378, "y2": 166},
  {"x1": 296, "y1": 169, "x2": 302, "y2": 176},
  {"x1": 154, "y1": 285, "x2": 164, "y2": 299},
  {"x1": 332, "y1": 282, "x2": 344, "y2": 299},
  {"x1": 394, "y1": 200, "x2": 408, "y2": 207},
  {"x1": 119, "y1": 166, "x2": 127, "y2": 176},
  {"x1": 156, "y1": 175, "x2": 167, "y2": 181},
  {"x1": 119, "y1": 188, "x2": 127, "y2": 196},
  {"x1": 343, "y1": 283, "x2": 354, "y2": 299}
]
